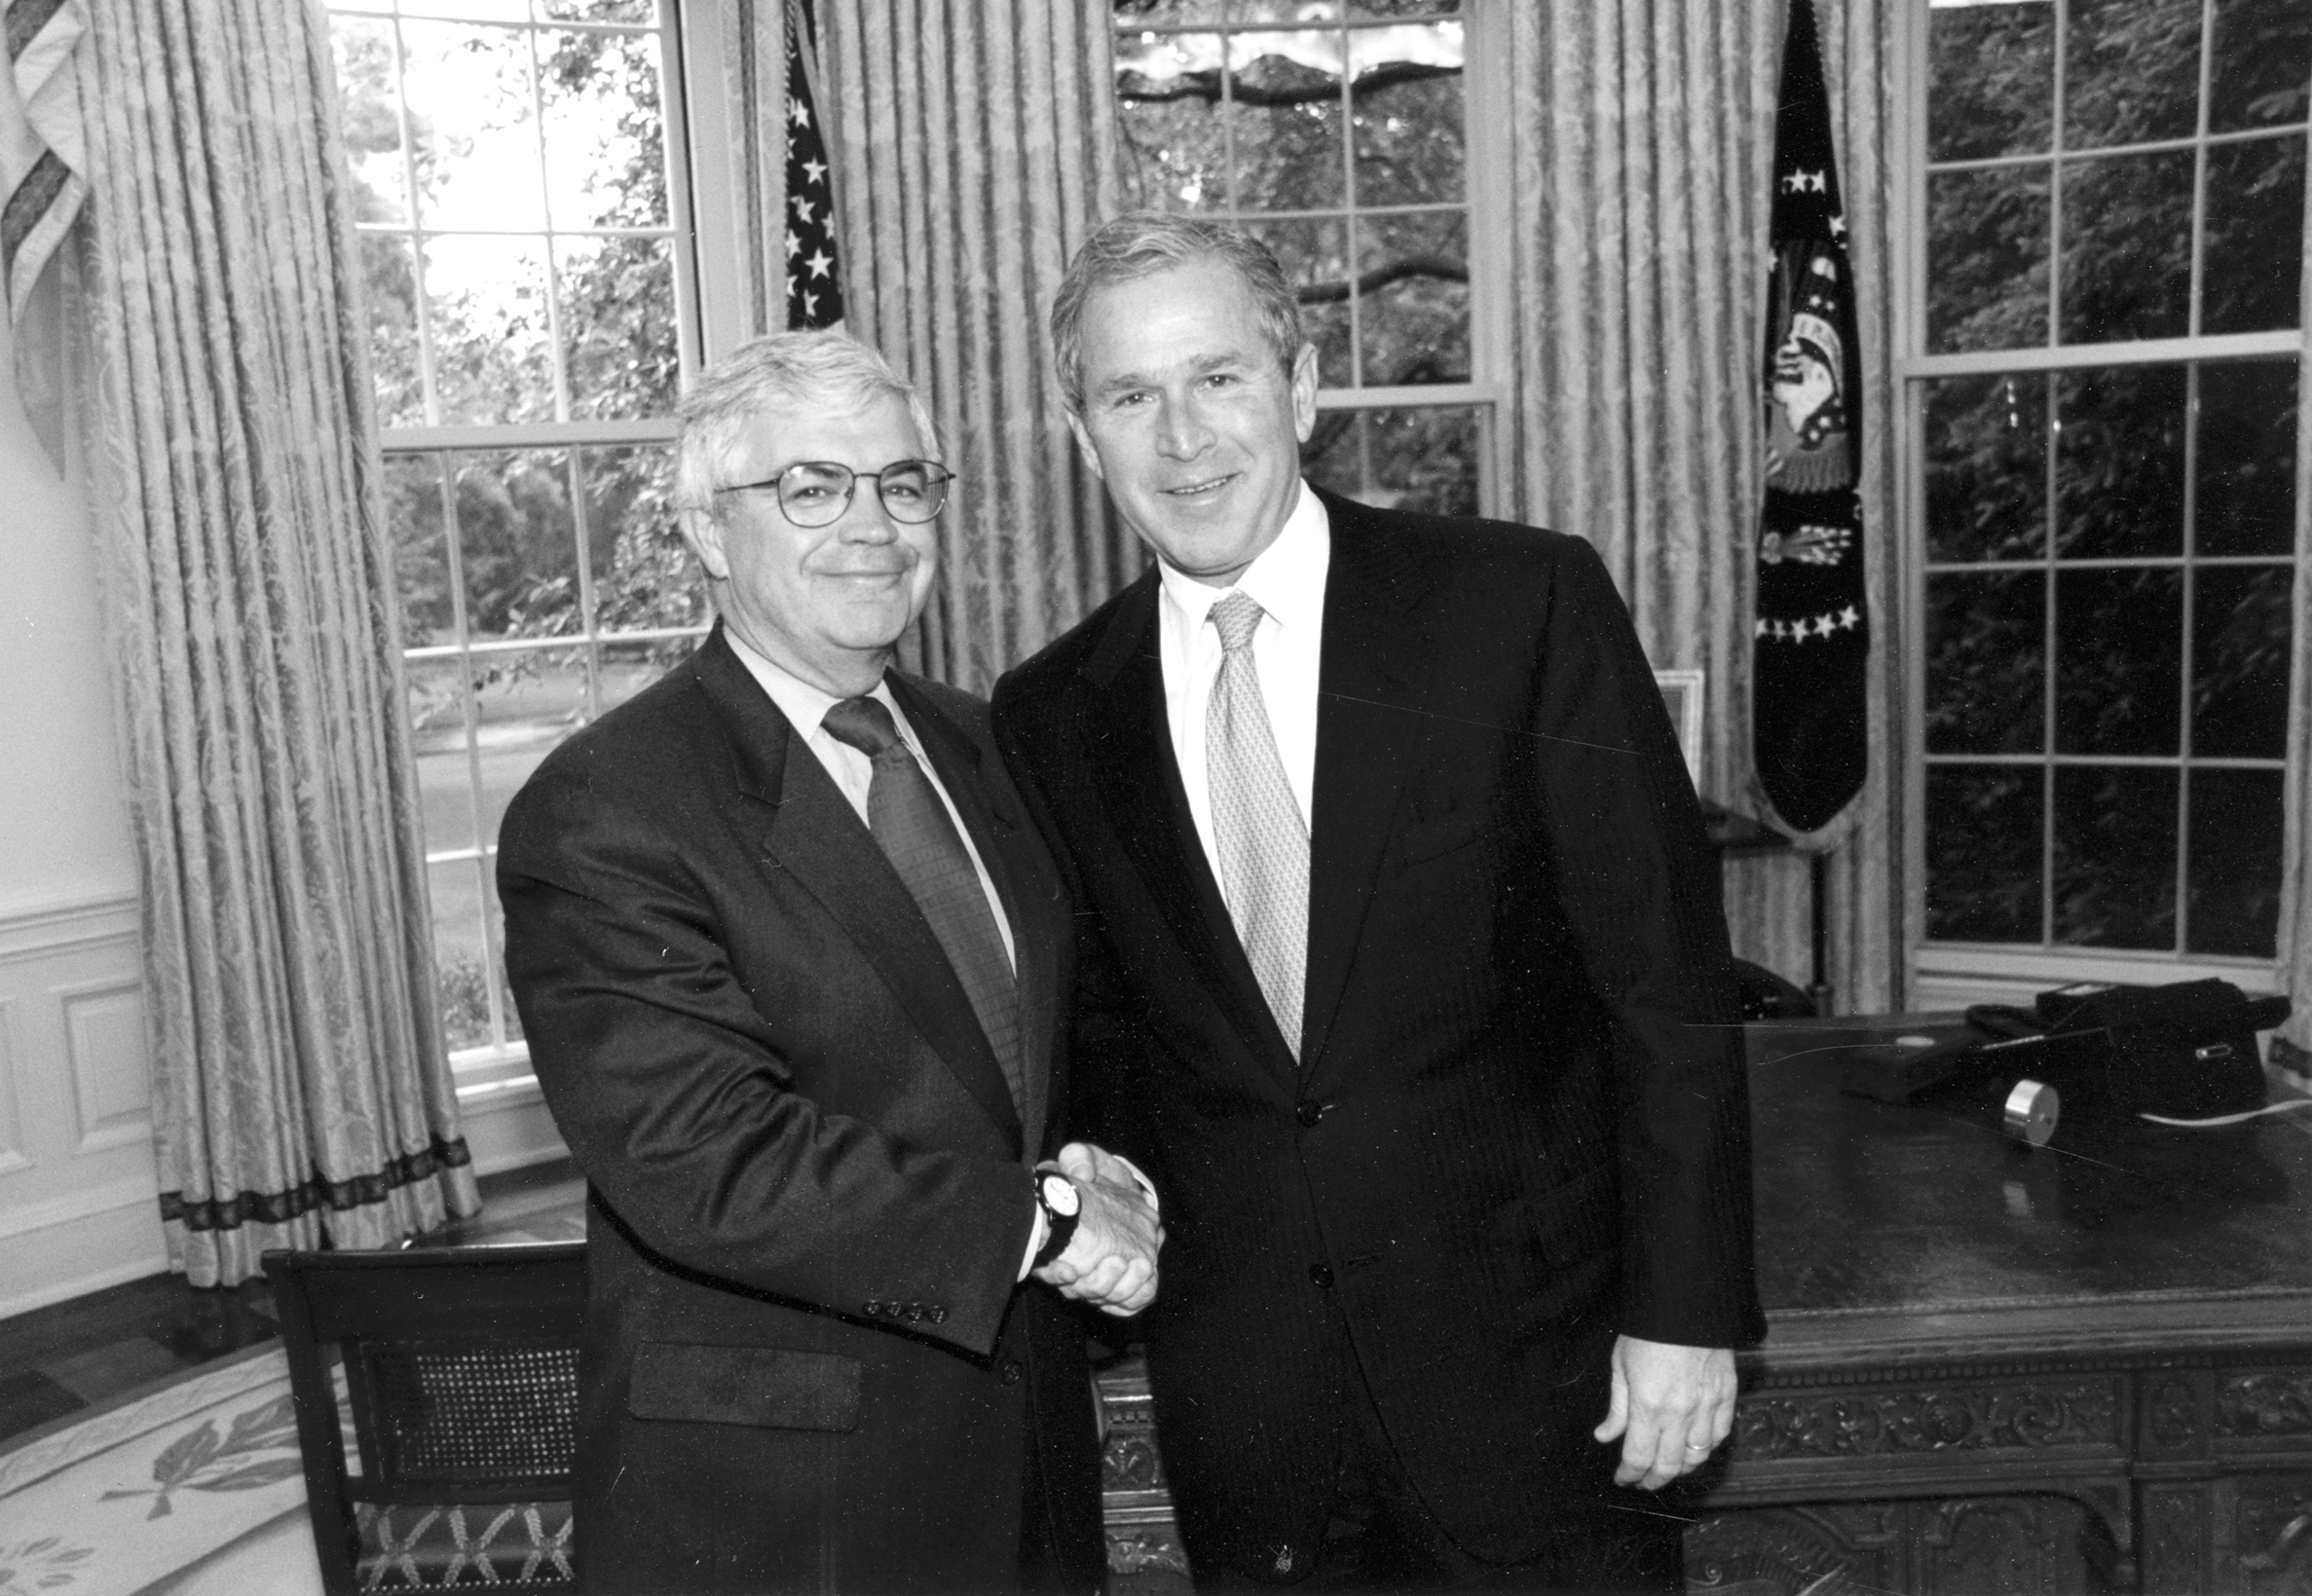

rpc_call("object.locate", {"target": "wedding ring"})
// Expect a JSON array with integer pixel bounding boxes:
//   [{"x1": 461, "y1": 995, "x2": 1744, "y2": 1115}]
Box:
[{"x1": 1684, "y1": 1443, "x2": 1709, "y2": 1454}]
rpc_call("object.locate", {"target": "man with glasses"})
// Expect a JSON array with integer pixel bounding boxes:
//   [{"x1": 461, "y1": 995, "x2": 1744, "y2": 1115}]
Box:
[{"x1": 500, "y1": 330, "x2": 1158, "y2": 1593}]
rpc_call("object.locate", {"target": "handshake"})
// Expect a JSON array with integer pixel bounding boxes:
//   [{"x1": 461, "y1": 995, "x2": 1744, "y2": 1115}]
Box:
[{"x1": 1032, "y1": 1141, "x2": 1164, "y2": 1317}]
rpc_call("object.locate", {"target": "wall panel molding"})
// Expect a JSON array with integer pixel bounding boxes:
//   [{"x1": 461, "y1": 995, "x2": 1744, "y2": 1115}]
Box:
[{"x1": 60, "y1": 979, "x2": 150, "y2": 1154}]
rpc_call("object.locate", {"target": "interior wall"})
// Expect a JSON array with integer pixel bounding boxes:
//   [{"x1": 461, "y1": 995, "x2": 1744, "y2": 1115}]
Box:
[{"x1": 0, "y1": 256, "x2": 166, "y2": 1318}]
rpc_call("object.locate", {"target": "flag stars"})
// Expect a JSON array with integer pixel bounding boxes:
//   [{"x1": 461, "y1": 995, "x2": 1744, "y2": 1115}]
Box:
[
  {"x1": 802, "y1": 158, "x2": 827, "y2": 185},
  {"x1": 1780, "y1": 167, "x2": 1828, "y2": 195},
  {"x1": 1759, "y1": 607, "x2": 1864, "y2": 645},
  {"x1": 804, "y1": 248, "x2": 834, "y2": 280},
  {"x1": 789, "y1": 98, "x2": 812, "y2": 128}
]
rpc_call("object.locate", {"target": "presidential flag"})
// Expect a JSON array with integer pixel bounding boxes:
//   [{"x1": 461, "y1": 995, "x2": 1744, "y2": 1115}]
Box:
[
  {"x1": 783, "y1": 0, "x2": 843, "y2": 331},
  {"x1": 1752, "y1": 0, "x2": 1868, "y2": 836},
  {"x1": 1, "y1": 0, "x2": 87, "y2": 325}
]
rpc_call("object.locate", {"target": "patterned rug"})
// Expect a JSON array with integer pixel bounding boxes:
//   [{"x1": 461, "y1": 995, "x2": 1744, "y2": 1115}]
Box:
[{"x1": 0, "y1": 1343, "x2": 320, "y2": 1596}]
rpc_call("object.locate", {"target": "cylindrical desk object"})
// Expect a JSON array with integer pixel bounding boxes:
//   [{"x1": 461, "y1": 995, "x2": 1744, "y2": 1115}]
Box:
[{"x1": 2001, "y1": 1078, "x2": 2060, "y2": 1147}]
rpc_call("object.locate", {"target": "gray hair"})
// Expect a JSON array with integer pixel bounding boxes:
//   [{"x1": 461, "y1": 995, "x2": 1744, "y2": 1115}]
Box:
[
  {"x1": 671, "y1": 331, "x2": 941, "y2": 528},
  {"x1": 1050, "y1": 212, "x2": 1305, "y2": 412}
]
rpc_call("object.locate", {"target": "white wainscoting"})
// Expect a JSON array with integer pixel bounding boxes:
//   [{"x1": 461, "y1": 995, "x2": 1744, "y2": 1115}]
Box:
[
  {"x1": 0, "y1": 893, "x2": 572, "y2": 1321},
  {"x1": 0, "y1": 891, "x2": 165, "y2": 1319}
]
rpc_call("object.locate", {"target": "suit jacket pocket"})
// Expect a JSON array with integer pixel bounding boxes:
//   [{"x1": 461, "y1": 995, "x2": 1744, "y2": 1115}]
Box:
[
  {"x1": 628, "y1": 1341, "x2": 862, "y2": 1431},
  {"x1": 1521, "y1": 1163, "x2": 1622, "y2": 1267},
  {"x1": 1394, "y1": 813, "x2": 1483, "y2": 868}
]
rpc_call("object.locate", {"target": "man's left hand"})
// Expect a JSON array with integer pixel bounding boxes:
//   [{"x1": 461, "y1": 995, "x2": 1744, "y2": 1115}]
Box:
[{"x1": 1592, "y1": 1336, "x2": 1735, "y2": 1490}]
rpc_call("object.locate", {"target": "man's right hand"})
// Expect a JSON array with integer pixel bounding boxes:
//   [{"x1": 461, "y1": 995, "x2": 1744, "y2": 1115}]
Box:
[{"x1": 1032, "y1": 1148, "x2": 1162, "y2": 1317}]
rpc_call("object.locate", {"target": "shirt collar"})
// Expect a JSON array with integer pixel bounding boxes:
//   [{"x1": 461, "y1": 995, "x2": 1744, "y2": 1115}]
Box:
[
  {"x1": 1154, "y1": 478, "x2": 1330, "y2": 637},
  {"x1": 723, "y1": 628, "x2": 901, "y2": 743}
]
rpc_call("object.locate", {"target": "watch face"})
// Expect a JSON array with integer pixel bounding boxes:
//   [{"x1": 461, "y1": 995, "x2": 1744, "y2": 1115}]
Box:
[{"x1": 1041, "y1": 1172, "x2": 1081, "y2": 1217}]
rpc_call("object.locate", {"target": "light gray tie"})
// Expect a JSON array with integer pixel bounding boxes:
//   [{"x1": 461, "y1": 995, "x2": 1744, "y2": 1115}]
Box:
[{"x1": 1206, "y1": 591, "x2": 1308, "y2": 1059}]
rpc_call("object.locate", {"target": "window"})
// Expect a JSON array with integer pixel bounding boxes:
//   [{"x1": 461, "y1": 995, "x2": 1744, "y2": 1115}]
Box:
[
  {"x1": 1908, "y1": 0, "x2": 2306, "y2": 990},
  {"x1": 1110, "y1": 0, "x2": 1501, "y2": 516},
  {"x1": 329, "y1": 1, "x2": 714, "y2": 1069}
]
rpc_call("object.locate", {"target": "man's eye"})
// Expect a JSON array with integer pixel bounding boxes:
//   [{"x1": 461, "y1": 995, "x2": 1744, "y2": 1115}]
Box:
[
  {"x1": 1202, "y1": 372, "x2": 1237, "y2": 389},
  {"x1": 884, "y1": 484, "x2": 925, "y2": 505}
]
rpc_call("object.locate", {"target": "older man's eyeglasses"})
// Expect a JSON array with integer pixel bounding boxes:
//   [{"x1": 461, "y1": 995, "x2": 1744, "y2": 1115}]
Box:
[{"x1": 717, "y1": 460, "x2": 956, "y2": 528}]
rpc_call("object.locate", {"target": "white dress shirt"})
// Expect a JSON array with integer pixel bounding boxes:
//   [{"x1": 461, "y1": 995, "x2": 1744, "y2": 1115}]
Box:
[
  {"x1": 725, "y1": 634, "x2": 1015, "y2": 970},
  {"x1": 1156, "y1": 479, "x2": 1330, "y2": 890}
]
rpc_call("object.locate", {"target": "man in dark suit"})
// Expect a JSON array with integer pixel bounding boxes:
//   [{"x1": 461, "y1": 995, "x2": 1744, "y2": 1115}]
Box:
[
  {"x1": 992, "y1": 216, "x2": 1764, "y2": 1592},
  {"x1": 500, "y1": 331, "x2": 1161, "y2": 1594}
]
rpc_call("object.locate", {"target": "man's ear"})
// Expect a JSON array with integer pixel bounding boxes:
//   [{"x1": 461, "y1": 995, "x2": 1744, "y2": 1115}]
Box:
[
  {"x1": 1063, "y1": 409, "x2": 1107, "y2": 481},
  {"x1": 1289, "y1": 342, "x2": 1319, "y2": 444},
  {"x1": 678, "y1": 508, "x2": 732, "y2": 582}
]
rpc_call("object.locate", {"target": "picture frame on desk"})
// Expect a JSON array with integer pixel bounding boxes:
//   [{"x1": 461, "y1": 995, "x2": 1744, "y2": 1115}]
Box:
[{"x1": 1653, "y1": 668, "x2": 1704, "y2": 789}]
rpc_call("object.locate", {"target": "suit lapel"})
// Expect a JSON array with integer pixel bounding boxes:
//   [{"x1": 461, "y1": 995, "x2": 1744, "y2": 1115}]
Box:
[
  {"x1": 1299, "y1": 494, "x2": 1437, "y2": 1076},
  {"x1": 693, "y1": 633, "x2": 1025, "y2": 1155},
  {"x1": 890, "y1": 674, "x2": 1062, "y2": 1159},
  {"x1": 1080, "y1": 575, "x2": 1300, "y2": 1083}
]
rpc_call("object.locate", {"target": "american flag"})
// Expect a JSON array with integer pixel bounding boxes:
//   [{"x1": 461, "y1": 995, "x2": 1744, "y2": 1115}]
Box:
[
  {"x1": 783, "y1": 0, "x2": 843, "y2": 331},
  {"x1": 1, "y1": 0, "x2": 87, "y2": 324}
]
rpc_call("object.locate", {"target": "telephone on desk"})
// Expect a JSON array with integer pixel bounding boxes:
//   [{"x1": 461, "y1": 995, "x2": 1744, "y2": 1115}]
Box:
[{"x1": 1841, "y1": 979, "x2": 2291, "y2": 1141}]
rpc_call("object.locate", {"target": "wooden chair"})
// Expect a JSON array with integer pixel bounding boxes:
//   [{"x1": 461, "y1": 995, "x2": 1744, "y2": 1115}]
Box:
[{"x1": 263, "y1": 1243, "x2": 587, "y2": 1593}]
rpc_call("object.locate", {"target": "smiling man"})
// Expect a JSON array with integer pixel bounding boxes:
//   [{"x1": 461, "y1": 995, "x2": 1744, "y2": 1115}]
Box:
[
  {"x1": 992, "y1": 216, "x2": 1764, "y2": 1592},
  {"x1": 498, "y1": 331, "x2": 1158, "y2": 1593}
]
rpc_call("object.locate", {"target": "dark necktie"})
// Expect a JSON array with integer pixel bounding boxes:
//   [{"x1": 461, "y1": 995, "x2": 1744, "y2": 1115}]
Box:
[{"x1": 821, "y1": 694, "x2": 1025, "y2": 1118}]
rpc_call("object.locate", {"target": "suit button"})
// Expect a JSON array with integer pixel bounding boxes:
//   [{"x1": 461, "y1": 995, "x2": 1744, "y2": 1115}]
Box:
[
  {"x1": 1295, "y1": 1100, "x2": 1324, "y2": 1128},
  {"x1": 906, "y1": 1303, "x2": 925, "y2": 1322},
  {"x1": 999, "y1": 1357, "x2": 1024, "y2": 1385},
  {"x1": 929, "y1": 1306, "x2": 948, "y2": 1324},
  {"x1": 1309, "y1": 1263, "x2": 1334, "y2": 1289},
  {"x1": 864, "y1": 1300, "x2": 883, "y2": 1317}
]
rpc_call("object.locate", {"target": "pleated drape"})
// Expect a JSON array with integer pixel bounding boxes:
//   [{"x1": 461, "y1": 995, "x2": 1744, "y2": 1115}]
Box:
[
  {"x1": 816, "y1": 0, "x2": 1137, "y2": 691},
  {"x1": 1505, "y1": 0, "x2": 1904, "y2": 1013},
  {"x1": 77, "y1": 0, "x2": 478, "y2": 1286},
  {"x1": 2278, "y1": 160, "x2": 2312, "y2": 1062}
]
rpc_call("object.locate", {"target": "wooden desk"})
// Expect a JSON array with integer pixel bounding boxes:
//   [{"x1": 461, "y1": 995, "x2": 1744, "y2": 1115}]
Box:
[{"x1": 1099, "y1": 1018, "x2": 2312, "y2": 1593}]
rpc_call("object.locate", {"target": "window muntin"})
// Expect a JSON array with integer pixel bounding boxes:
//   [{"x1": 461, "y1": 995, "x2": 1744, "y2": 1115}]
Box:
[
  {"x1": 1913, "y1": 0, "x2": 2305, "y2": 969},
  {"x1": 1110, "y1": 0, "x2": 1493, "y2": 516},
  {"x1": 330, "y1": 0, "x2": 709, "y2": 1061}
]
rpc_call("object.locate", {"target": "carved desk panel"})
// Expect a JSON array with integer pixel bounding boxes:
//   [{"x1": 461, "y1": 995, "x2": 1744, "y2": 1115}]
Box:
[{"x1": 1100, "y1": 1018, "x2": 2312, "y2": 1594}]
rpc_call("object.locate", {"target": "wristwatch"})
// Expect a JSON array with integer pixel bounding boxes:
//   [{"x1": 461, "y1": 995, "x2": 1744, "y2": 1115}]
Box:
[{"x1": 1031, "y1": 1169, "x2": 1081, "y2": 1270}]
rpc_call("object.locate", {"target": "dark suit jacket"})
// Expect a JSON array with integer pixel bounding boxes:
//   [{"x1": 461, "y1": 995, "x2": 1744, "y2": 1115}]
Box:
[
  {"x1": 991, "y1": 491, "x2": 1764, "y2": 1576},
  {"x1": 499, "y1": 627, "x2": 1104, "y2": 1594}
]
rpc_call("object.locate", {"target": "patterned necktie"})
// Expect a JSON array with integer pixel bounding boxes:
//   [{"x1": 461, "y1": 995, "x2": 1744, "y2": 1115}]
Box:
[
  {"x1": 821, "y1": 695, "x2": 1025, "y2": 1118},
  {"x1": 1206, "y1": 592, "x2": 1308, "y2": 1059}
]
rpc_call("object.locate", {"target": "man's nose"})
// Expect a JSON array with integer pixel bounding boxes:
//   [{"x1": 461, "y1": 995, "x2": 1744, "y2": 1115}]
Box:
[
  {"x1": 836, "y1": 479, "x2": 901, "y2": 539},
  {"x1": 1155, "y1": 394, "x2": 1212, "y2": 460}
]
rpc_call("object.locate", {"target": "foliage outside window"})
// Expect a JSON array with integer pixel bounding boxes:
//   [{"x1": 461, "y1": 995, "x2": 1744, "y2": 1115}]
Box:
[
  {"x1": 1111, "y1": 0, "x2": 1492, "y2": 515},
  {"x1": 330, "y1": 0, "x2": 707, "y2": 1061},
  {"x1": 1915, "y1": 0, "x2": 2306, "y2": 966}
]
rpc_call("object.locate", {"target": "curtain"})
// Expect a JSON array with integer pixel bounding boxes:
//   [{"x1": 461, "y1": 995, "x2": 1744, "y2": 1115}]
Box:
[
  {"x1": 1504, "y1": 0, "x2": 1904, "y2": 1014},
  {"x1": 77, "y1": 0, "x2": 477, "y2": 1287},
  {"x1": 2278, "y1": 153, "x2": 2312, "y2": 1064},
  {"x1": 816, "y1": 0, "x2": 1137, "y2": 692}
]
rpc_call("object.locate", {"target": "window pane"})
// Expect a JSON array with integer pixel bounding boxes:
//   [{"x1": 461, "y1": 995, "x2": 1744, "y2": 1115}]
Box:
[
  {"x1": 1244, "y1": 216, "x2": 1352, "y2": 386},
  {"x1": 2187, "y1": 767, "x2": 2284, "y2": 956},
  {"x1": 334, "y1": 17, "x2": 410, "y2": 225},
  {"x1": 2061, "y1": 149, "x2": 2194, "y2": 344},
  {"x1": 561, "y1": 235, "x2": 679, "y2": 421},
  {"x1": 429, "y1": 855, "x2": 496, "y2": 1052},
  {"x1": 2056, "y1": 364, "x2": 2185, "y2": 559},
  {"x1": 360, "y1": 235, "x2": 425, "y2": 427},
  {"x1": 409, "y1": 658, "x2": 478, "y2": 856},
  {"x1": 1116, "y1": 0, "x2": 1224, "y2": 20},
  {"x1": 2209, "y1": 0, "x2": 2312, "y2": 134},
  {"x1": 1348, "y1": 21, "x2": 1462, "y2": 208},
  {"x1": 1925, "y1": 765, "x2": 2044, "y2": 943},
  {"x1": 1928, "y1": 0, "x2": 2053, "y2": 163},
  {"x1": 1229, "y1": 30, "x2": 1347, "y2": 211},
  {"x1": 2065, "y1": 0, "x2": 2202, "y2": 150},
  {"x1": 2055, "y1": 568, "x2": 2182, "y2": 757},
  {"x1": 426, "y1": 235, "x2": 557, "y2": 426},
  {"x1": 1927, "y1": 164, "x2": 2050, "y2": 353},
  {"x1": 538, "y1": 0, "x2": 657, "y2": 21},
  {"x1": 1926, "y1": 572, "x2": 2044, "y2": 755},
  {"x1": 486, "y1": 868, "x2": 523, "y2": 1045},
  {"x1": 2195, "y1": 358, "x2": 2299, "y2": 557},
  {"x1": 389, "y1": 453, "x2": 456, "y2": 646},
  {"x1": 601, "y1": 633, "x2": 696, "y2": 708},
  {"x1": 540, "y1": 27, "x2": 667, "y2": 230},
  {"x1": 586, "y1": 447, "x2": 706, "y2": 633},
  {"x1": 1342, "y1": 0, "x2": 1460, "y2": 17},
  {"x1": 2202, "y1": 133, "x2": 2307, "y2": 336},
  {"x1": 2191, "y1": 563, "x2": 2294, "y2": 760},
  {"x1": 455, "y1": 450, "x2": 580, "y2": 641},
  {"x1": 1357, "y1": 209, "x2": 1468, "y2": 386},
  {"x1": 1115, "y1": 32, "x2": 1232, "y2": 211},
  {"x1": 2053, "y1": 765, "x2": 2178, "y2": 949},
  {"x1": 1302, "y1": 405, "x2": 1479, "y2": 516},
  {"x1": 472, "y1": 646, "x2": 591, "y2": 851},
  {"x1": 1923, "y1": 373, "x2": 2047, "y2": 564},
  {"x1": 399, "y1": 20, "x2": 545, "y2": 232}
]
